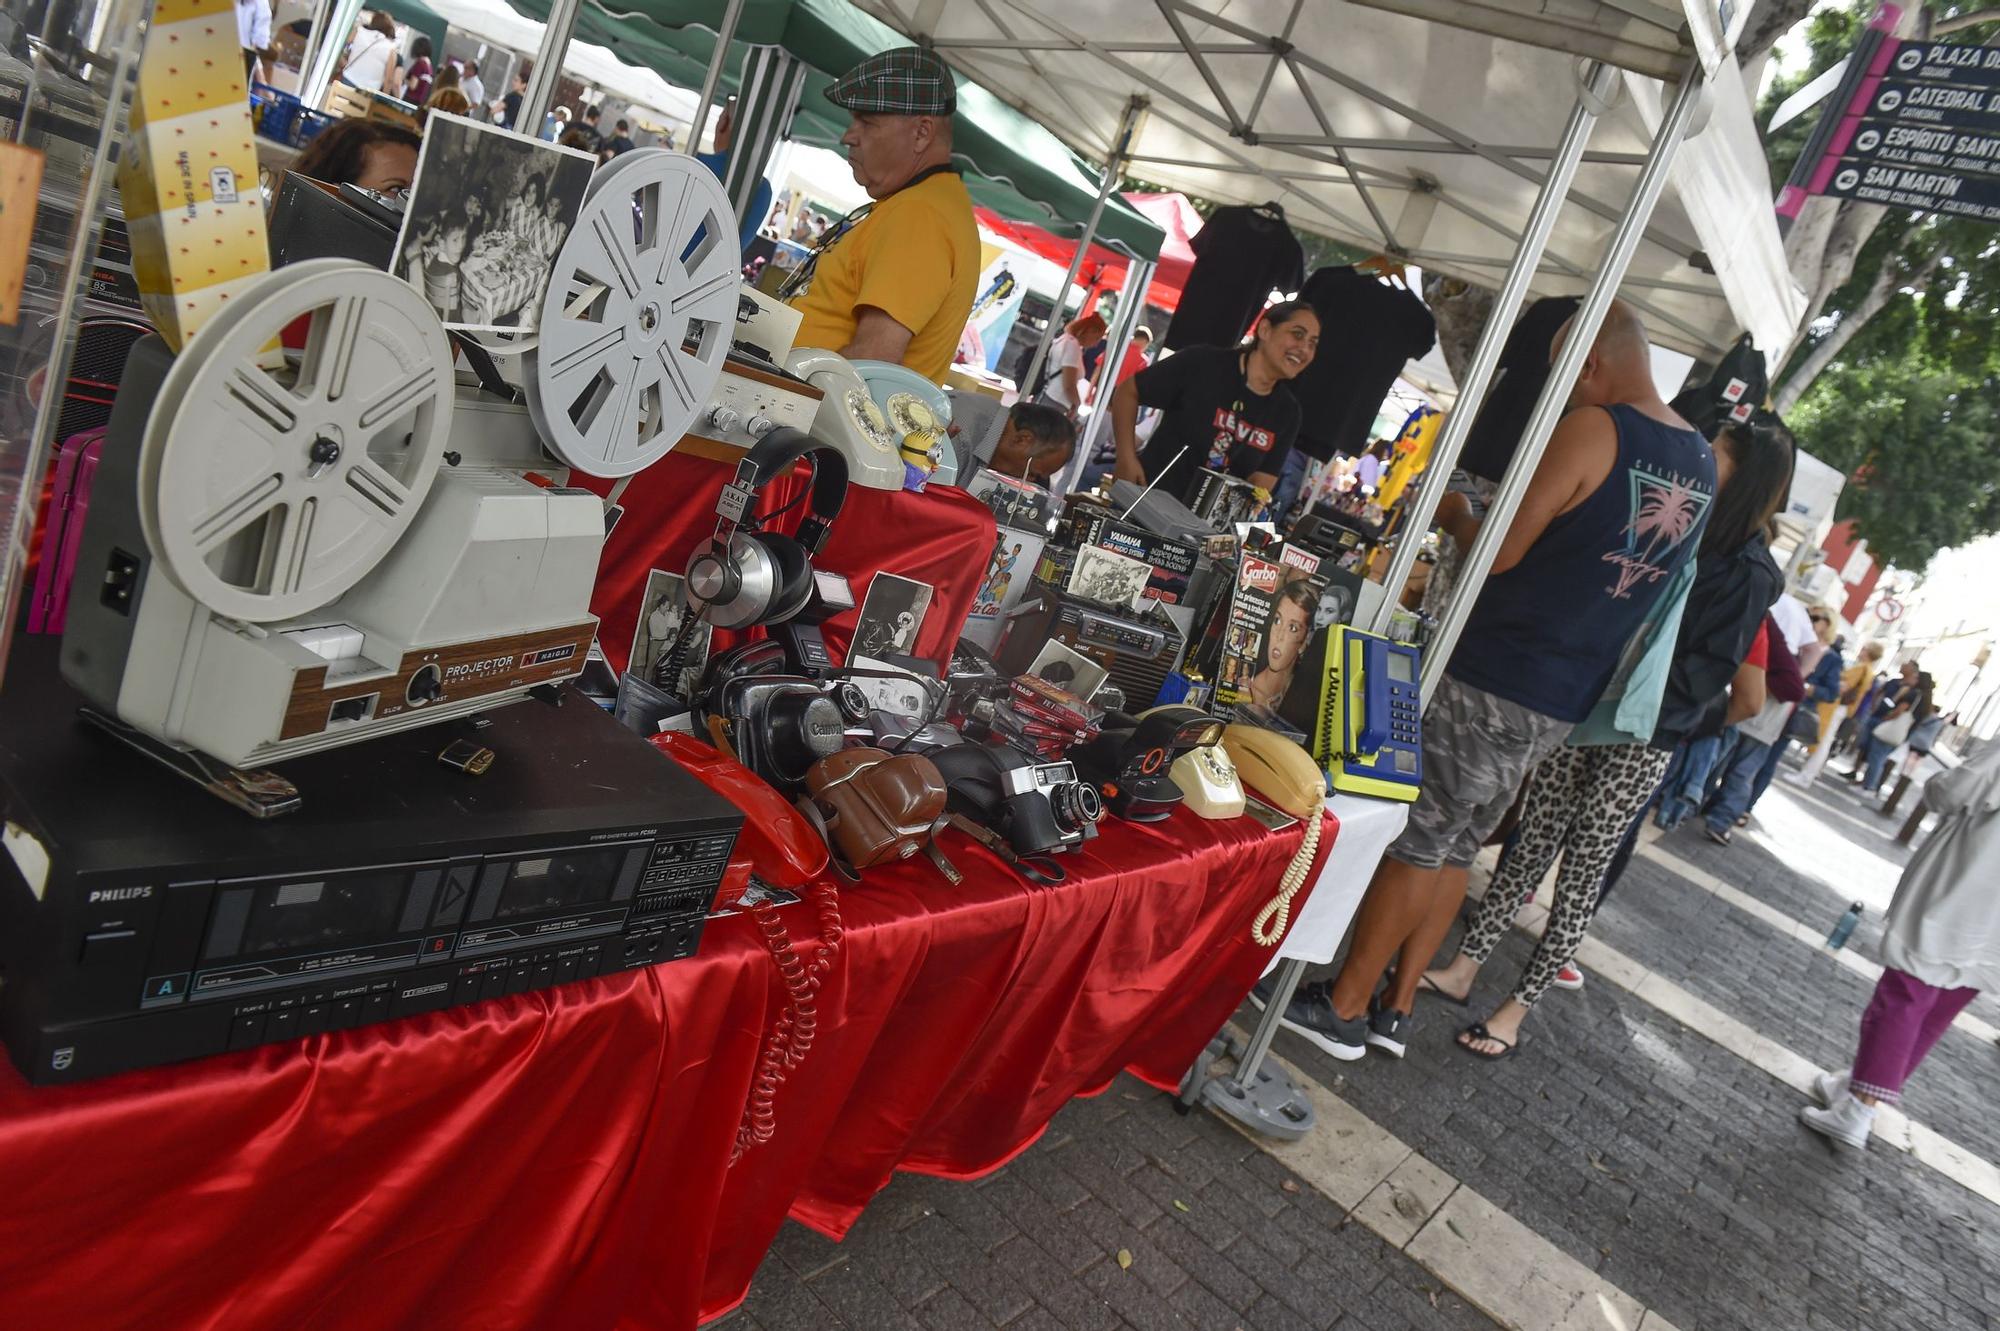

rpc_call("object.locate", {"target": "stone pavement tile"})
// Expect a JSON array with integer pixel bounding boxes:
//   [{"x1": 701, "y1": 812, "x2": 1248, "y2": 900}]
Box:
[
  {"x1": 905, "y1": 1210, "x2": 1040, "y2": 1326},
  {"x1": 738, "y1": 1253, "x2": 856, "y2": 1331},
  {"x1": 807, "y1": 1259, "x2": 930, "y2": 1331},
  {"x1": 1406, "y1": 1189, "x2": 1645, "y2": 1331},
  {"x1": 911, "y1": 1285, "x2": 1001, "y2": 1331},
  {"x1": 1352, "y1": 1153, "x2": 1459, "y2": 1248}
]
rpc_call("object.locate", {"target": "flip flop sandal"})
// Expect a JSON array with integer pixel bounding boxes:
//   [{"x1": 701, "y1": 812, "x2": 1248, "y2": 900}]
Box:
[
  {"x1": 1416, "y1": 974, "x2": 1471, "y2": 1008},
  {"x1": 1456, "y1": 1022, "x2": 1519, "y2": 1061}
]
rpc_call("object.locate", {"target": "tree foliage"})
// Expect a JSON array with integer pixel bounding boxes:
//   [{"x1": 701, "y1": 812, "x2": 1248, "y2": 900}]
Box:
[{"x1": 1789, "y1": 350, "x2": 2000, "y2": 570}]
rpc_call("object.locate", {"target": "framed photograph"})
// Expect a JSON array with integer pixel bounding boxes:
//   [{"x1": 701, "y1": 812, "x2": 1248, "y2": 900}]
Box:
[
  {"x1": 626, "y1": 570, "x2": 710, "y2": 699},
  {"x1": 852, "y1": 573, "x2": 934, "y2": 662},
  {"x1": 1025, "y1": 640, "x2": 1109, "y2": 701},
  {"x1": 393, "y1": 112, "x2": 594, "y2": 333},
  {"x1": 1068, "y1": 544, "x2": 1153, "y2": 610}
]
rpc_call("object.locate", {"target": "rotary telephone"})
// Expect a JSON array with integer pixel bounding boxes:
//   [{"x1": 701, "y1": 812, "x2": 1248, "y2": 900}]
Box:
[
  {"x1": 784, "y1": 348, "x2": 906, "y2": 490},
  {"x1": 853, "y1": 359, "x2": 953, "y2": 486},
  {"x1": 1157, "y1": 708, "x2": 1245, "y2": 820},
  {"x1": 1219, "y1": 724, "x2": 1328, "y2": 946},
  {"x1": 650, "y1": 732, "x2": 839, "y2": 1163}
]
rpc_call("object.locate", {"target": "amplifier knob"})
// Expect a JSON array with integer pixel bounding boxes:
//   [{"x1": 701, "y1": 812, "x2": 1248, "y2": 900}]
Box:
[
  {"x1": 746, "y1": 414, "x2": 776, "y2": 437},
  {"x1": 708, "y1": 405, "x2": 742, "y2": 434}
]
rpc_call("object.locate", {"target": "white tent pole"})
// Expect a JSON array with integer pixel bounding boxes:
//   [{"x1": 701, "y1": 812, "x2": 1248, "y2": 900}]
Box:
[
  {"x1": 1058, "y1": 256, "x2": 1153, "y2": 494},
  {"x1": 689, "y1": 0, "x2": 748, "y2": 153},
  {"x1": 1017, "y1": 95, "x2": 1145, "y2": 399},
  {"x1": 519, "y1": 0, "x2": 583, "y2": 135},
  {"x1": 1416, "y1": 63, "x2": 1710, "y2": 700},
  {"x1": 1364, "y1": 61, "x2": 1618, "y2": 638},
  {"x1": 300, "y1": 0, "x2": 364, "y2": 109}
]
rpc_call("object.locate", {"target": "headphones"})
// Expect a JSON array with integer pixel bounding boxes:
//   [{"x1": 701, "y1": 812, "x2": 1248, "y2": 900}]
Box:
[{"x1": 686, "y1": 427, "x2": 850, "y2": 629}]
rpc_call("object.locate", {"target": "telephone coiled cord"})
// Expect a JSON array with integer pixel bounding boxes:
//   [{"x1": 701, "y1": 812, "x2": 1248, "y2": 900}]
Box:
[
  {"x1": 732, "y1": 882, "x2": 844, "y2": 1164},
  {"x1": 1250, "y1": 813, "x2": 1320, "y2": 946}
]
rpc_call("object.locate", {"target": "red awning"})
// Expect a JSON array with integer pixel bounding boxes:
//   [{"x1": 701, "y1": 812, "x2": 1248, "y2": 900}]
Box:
[{"x1": 973, "y1": 191, "x2": 1200, "y2": 314}]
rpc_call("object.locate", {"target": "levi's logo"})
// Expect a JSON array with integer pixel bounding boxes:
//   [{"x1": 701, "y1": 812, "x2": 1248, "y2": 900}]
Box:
[{"x1": 89, "y1": 886, "x2": 153, "y2": 903}]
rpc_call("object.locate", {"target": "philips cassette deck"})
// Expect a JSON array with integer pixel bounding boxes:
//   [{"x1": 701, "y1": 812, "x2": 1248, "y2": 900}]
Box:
[{"x1": 0, "y1": 643, "x2": 743, "y2": 1084}]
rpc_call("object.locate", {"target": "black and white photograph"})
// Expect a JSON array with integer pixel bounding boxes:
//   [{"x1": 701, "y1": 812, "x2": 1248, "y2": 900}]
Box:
[
  {"x1": 852, "y1": 573, "x2": 933, "y2": 661},
  {"x1": 1025, "y1": 640, "x2": 1109, "y2": 701},
  {"x1": 1067, "y1": 544, "x2": 1152, "y2": 610},
  {"x1": 627, "y1": 569, "x2": 710, "y2": 699},
  {"x1": 393, "y1": 112, "x2": 594, "y2": 333},
  {"x1": 847, "y1": 656, "x2": 934, "y2": 719}
]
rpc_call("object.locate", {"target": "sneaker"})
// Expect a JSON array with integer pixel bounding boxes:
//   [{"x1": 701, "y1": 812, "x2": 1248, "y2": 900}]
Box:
[
  {"x1": 1551, "y1": 964, "x2": 1585, "y2": 991},
  {"x1": 1366, "y1": 1006, "x2": 1411, "y2": 1058},
  {"x1": 1813, "y1": 1068, "x2": 1850, "y2": 1107},
  {"x1": 1280, "y1": 981, "x2": 1369, "y2": 1061},
  {"x1": 1800, "y1": 1095, "x2": 1876, "y2": 1150}
]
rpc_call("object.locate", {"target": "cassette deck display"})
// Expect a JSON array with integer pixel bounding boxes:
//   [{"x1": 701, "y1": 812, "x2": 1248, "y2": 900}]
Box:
[{"x1": 0, "y1": 643, "x2": 743, "y2": 1084}]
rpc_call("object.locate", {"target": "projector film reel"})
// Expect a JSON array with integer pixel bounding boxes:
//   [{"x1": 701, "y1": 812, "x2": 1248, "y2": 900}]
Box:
[
  {"x1": 140, "y1": 259, "x2": 455, "y2": 624},
  {"x1": 525, "y1": 149, "x2": 738, "y2": 477}
]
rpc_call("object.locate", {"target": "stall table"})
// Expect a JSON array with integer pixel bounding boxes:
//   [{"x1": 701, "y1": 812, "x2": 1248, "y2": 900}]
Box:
[{"x1": 0, "y1": 803, "x2": 1334, "y2": 1330}]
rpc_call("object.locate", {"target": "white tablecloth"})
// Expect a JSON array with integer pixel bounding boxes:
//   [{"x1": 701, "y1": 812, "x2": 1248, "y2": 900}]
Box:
[{"x1": 1263, "y1": 793, "x2": 1408, "y2": 974}]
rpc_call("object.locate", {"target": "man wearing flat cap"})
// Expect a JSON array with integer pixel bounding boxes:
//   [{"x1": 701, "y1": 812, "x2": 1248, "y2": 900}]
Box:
[{"x1": 784, "y1": 45, "x2": 978, "y2": 382}]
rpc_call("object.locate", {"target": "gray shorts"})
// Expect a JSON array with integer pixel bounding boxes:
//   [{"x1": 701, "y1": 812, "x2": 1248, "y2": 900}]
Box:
[{"x1": 1387, "y1": 674, "x2": 1573, "y2": 870}]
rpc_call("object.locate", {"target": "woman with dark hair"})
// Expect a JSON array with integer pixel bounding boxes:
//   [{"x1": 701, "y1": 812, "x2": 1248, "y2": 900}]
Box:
[
  {"x1": 1249, "y1": 579, "x2": 1318, "y2": 708},
  {"x1": 339, "y1": 10, "x2": 401, "y2": 94},
  {"x1": 403, "y1": 35, "x2": 435, "y2": 104},
  {"x1": 1108, "y1": 299, "x2": 1319, "y2": 505},
  {"x1": 1425, "y1": 411, "x2": 1794, "y2": 1053},
  {"x1": 290, "y1": 117, "x2": 420, "y2": 196}
]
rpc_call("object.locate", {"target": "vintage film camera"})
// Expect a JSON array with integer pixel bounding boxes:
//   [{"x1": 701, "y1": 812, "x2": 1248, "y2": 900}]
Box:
[{"x1": 57, "y1": 151, "x2": 745, "y2": 809}]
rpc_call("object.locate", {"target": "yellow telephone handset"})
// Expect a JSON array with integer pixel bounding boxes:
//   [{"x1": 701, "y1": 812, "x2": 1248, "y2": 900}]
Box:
[{"x1": 1219, "y1": 724, "x2": 1327, "y2": 945}]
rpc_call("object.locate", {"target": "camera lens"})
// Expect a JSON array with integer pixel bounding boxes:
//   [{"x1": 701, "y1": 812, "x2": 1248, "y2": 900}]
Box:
[{"x1": 1050, "y1": 781, "x2": 1102, "y2": 833}]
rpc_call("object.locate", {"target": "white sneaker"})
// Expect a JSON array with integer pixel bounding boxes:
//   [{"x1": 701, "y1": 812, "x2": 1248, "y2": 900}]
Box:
[
  {"x1": 1813, "y1": 1068, "x2": 1850, "y2": 1107},
  {"x1": 1800, "y1": 1094, "x2": 1876, "y2": 1150}
]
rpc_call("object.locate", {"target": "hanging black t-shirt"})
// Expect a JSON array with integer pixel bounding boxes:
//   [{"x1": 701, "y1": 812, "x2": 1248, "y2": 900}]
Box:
[
  {"x1": 1132, "y1": 346, "x2": 1302, "y2": 504},
  {"x1": 1287, "y1": 266, "x2": 1436, "y2": 462},
  {"x1": 1457, "y1": 295, "x2": 1580, "y2": 483},
  {"x1": 1162, "y1": 206, "x2": 1305, "y2": 352}
]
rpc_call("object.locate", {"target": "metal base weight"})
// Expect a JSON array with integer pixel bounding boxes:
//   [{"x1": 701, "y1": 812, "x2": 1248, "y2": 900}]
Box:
[{"x1": 1178, "y1": 1028, "x2": 1317, "y2": 1141}]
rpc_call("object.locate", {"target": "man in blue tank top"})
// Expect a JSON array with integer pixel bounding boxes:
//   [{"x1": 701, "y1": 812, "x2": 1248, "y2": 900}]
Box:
[{"x1": 1271, "y1": 302, "x2": 1714, "y2": 1063}]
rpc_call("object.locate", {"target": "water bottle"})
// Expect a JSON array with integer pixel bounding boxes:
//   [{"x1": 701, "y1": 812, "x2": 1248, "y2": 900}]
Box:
[{"x1": 1827, "y1": 902, "x2": 1864, "y2": 950}]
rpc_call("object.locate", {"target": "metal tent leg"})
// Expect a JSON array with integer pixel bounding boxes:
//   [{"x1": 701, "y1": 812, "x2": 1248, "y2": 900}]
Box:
[{"x1": 1186, "y1": 957, "x2": 1316, "y2": 1140}]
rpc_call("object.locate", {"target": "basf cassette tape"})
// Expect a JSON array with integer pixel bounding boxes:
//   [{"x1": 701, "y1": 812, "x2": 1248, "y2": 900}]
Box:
[{"x1": 60, "y1": 151, "x2": 742, "y2": 799}]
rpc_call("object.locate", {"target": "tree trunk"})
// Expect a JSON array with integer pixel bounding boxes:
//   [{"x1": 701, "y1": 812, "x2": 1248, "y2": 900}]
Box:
[
  {"x1": 1737, "y1": 0, "x2": 1820, "y2": 63},
  {"x1": 1420, "y1": 272, "x2": 1496, "y2": 387},
  {"x1": 1775, "y1": 253, "x2": 1942, "y2": 411}
]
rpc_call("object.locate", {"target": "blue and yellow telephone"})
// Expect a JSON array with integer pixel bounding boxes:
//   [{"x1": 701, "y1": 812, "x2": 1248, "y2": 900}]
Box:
[{"x1": 1317, "y1": 626, "x2": 1422, "y2": 802}]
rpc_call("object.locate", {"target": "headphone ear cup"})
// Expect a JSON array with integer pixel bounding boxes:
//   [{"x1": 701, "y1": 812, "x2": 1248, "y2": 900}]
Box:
[{"x1": 757, "y1": 534, "x2": 814, "y2": 625}]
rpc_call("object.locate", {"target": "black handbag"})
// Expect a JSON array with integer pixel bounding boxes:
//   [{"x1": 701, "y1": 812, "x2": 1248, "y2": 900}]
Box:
[{"x1": 1785, "y1": 704, "x2": 1823, "y2": 745}]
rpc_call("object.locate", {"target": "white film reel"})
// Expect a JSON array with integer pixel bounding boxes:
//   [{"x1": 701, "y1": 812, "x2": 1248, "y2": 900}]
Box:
[
  {"x1": 524, "y1": 149, "x2": 739, "y2": 476},
  {"x1": 141, "y1": 259, "x2": 455, "y2": 624}
]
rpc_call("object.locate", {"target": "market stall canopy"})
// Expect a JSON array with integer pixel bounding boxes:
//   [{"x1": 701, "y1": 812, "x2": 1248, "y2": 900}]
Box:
[
  {"x1": 501, "y1": 0, "x2": 1166, "y2": 259},
  {"x1": 972, "y1": 191, "x2": 1198, "y2": 311},
  {"x1": 850, "y1": 0, "x2": 1806, "y2": 360},
  {"x1": 419, "y1": 0, "x2": 700, "y2": 121}
]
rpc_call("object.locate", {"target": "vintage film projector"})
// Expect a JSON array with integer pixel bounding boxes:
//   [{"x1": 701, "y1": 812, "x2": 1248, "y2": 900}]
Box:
[{"x1": 60, "y1": 151, "x2": 744, "y2": 811}]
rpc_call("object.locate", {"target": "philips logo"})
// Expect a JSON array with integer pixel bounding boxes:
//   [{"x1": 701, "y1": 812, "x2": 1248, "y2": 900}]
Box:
[
  {"x1": 400, "y1": 982, "x2": 449, "y2": 1000},
  {"x1": 88, "y1": 886, "x2": 153, "y2": 903}
]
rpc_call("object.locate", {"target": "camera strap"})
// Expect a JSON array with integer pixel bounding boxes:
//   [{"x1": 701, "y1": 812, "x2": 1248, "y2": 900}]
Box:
[{"x1": 947, "y1": 813, "x2": 1065, "y2": 886}]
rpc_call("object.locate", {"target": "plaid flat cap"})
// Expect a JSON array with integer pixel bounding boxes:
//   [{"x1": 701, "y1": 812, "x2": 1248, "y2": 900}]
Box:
[{"x1": 826, "y1": 45, "x2": 957, "y2": 116}]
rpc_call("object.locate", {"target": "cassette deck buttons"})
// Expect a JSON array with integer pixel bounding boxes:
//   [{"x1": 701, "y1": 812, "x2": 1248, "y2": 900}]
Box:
[
  {"x1": 227, "y1": 1013, "x2": 265, "y2": 1050},
  {"x1": 265, "y1": 1008, "x2": 299, "y2": 1042}
]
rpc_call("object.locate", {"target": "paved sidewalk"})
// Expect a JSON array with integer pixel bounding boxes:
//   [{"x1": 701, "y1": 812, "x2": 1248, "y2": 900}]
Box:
[
  {"x1": 722, "y1": 750, "x2": 2000, "y2": 1331},
  {"x1": 722, "y1": 1078, "x2": 1503, "y2": 1331}
]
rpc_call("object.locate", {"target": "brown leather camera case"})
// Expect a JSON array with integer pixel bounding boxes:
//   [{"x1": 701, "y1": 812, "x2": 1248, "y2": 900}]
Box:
[{"x1": 804, "y1": 747, "x2": 950, "y2": 872}]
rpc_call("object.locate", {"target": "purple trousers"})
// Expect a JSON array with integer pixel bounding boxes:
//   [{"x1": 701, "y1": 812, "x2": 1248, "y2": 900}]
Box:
[{"x1": 1850, "y1": 967, "x2": 1980, "y2": 1104}]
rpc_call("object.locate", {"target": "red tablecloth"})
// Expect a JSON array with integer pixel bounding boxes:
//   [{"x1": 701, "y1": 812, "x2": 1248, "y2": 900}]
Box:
[
  {"x1": 0, "y1": 805, "x2": 1335, "y2": 1331},
  {"x1": 585, "y1": 452, "x2": 998, "y2": 675}
]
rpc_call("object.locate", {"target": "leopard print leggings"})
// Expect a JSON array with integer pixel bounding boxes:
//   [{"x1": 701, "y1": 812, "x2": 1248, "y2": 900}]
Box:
[{"x1": 1458, "y1": 742, "x2": 1674, "y2": 1008}]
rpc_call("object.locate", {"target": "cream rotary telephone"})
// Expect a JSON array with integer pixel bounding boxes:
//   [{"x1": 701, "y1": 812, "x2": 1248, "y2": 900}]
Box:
[{"x1": 784, "y1": 348, "x2": 906, "y2": 490}]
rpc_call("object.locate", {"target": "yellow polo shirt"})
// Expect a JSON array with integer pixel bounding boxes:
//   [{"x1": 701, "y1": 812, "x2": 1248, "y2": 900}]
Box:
[{"x1": 790, "y1": 169, "x2": 979, "y2": 382}]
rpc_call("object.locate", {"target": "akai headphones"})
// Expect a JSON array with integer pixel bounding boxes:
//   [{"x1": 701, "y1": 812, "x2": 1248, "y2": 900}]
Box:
[{"x1": 686, "y1": 427, "x2": 851, "y2": 629}]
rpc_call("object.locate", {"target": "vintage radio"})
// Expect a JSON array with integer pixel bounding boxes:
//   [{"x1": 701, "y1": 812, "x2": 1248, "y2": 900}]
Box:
[
  {"x1": 996, "y1": 589, "x2": 1188, "y2": 713},
  {"x1": 0, "y1": 642, "x2": 742, "y2": 1085}
]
